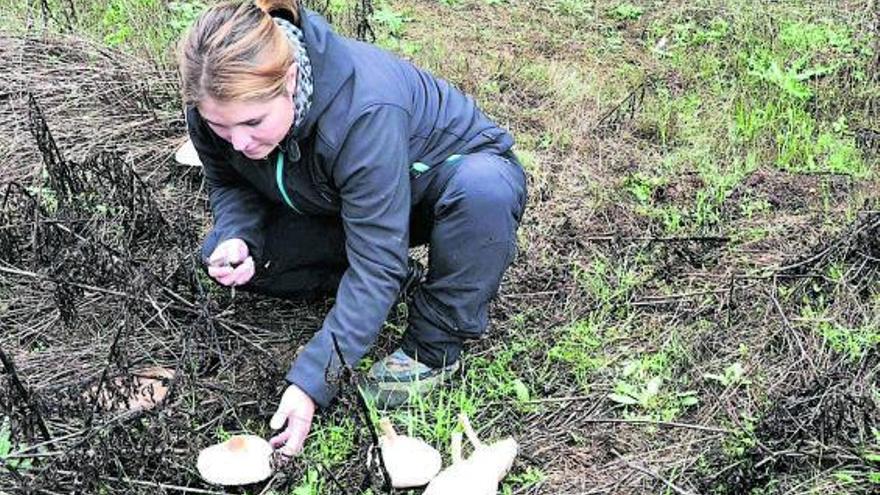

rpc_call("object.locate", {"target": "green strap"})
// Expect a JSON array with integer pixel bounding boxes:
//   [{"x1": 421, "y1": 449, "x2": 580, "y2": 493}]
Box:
[
  {"x1": 275, "y1": 151, "x2": 302, "y2": 214},
  {"x1": 410, "y1": 154, "x2": 463, "y2": 177}
]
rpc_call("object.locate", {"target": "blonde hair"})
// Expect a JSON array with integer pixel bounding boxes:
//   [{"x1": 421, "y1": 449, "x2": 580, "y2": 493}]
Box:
[{"x1": 178, "y1": 0, "x2": 300, "y2": 106}]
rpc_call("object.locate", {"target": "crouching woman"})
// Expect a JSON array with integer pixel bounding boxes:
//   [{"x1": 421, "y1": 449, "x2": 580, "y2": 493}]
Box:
[{"x1": 178, "y1": 0, "x2": 527, "y2": 456}]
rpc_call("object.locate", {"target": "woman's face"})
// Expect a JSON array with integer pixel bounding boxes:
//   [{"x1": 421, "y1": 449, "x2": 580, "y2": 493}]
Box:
[{"x1": 198, "y1": 65, "x2": 297, "y2": 160}]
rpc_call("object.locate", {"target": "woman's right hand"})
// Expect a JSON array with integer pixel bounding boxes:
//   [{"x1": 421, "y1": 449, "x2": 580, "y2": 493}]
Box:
[{"x1": 207, "y1": 238, "x2": 255, "y2": 286}]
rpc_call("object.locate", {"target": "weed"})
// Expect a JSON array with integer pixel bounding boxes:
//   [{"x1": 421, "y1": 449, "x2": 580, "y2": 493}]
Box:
[
  {"x1": 167, "y1": 1, "x2": 206, "y2": 35},
  {"x1": 371, "y1": 3, "x2": 409, "y2": 38},
  {"x1": 692, "y1": 154, "x2": 756, "y2": 229},
  {"x1": 704, "y1": 362, "x2": 751, "y2": 387},
  {"x1": 290, "y1": 467, "x2": 324, "y2": 495},
  {"x1": 739, "y1": 196, "x2": 771, "y2": 219},
  {"x1": 746, "y1": 51, "x2": 837, "y2": 101},
  {"x1": 549, "y1": 313, "x2": 609, "y2": 388},
  {"x1": 799, "y1": 302, "x2": 880, "y2": 362},
  {"x1": 573, "y1": 254, "x2": 643, "y2": 304},
  {"x1": 608, "y1": 2, "x2": 643, "y2": 22},
  {"x1": 722, "y1": 414, "x2": 758, "y2": 458},
  {"x1": 554, "y1": 0, "x2": 592, "y2": 19},
  {"x1": 373, "y1": 3, "x2": 420, "y2": 57},
  {"x1": 0, "y1": 417, "x2": 32, "y2": 471},
  {"x1": 779, "y1": 20, "x2": 854, "y2": 54},
  {"x1": 608, "y1": 339, "x2": 699, "y2": 421},
  {"x1": 303, "y1": 417, "x2": 356, "y2": 467},
  {"x1": 624, "y1": 173, "x2": 665, "y2": 205},
  {"x1": 501, "y1": 466, "x2": 547, "y2": 494},
  {"x1": 468, "y1": 341, "x2": 532, "y2": 405}
]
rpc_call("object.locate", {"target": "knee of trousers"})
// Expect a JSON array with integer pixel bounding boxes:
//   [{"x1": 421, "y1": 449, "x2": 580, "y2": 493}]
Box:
[{"x1": 440, "y1": 153, "x2": 528, "y2": 223}]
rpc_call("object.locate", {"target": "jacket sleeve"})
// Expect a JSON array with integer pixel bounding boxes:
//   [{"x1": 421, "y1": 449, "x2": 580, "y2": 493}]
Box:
[
  {"x1": 186, "y1": 108, "x2": 270, "y2": 262},
  {"x1": 285, "y1": 105, "x2": 411, "y2": 406}
]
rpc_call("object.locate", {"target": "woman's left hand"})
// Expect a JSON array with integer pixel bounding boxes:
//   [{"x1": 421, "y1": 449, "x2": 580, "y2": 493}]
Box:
[{"x1": 269, "y1": 384, "x2": 315, "y2": 458}]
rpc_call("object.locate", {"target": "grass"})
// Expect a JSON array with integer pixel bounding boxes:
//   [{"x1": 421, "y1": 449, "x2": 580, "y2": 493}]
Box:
[{"x1": 1, "y1": 0, "x2": 878, "y2": 493}]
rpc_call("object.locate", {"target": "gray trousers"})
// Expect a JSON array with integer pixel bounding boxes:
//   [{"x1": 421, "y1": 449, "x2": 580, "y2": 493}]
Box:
[{"x1": 202, "y1": 151, "x2": 527, "y2": 368}]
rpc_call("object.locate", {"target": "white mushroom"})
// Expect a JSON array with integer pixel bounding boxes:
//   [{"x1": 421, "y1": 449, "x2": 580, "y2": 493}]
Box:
[
  {"x1": 174, "y1": 138, "x2": 202, "y2": 167},
  {"x1": 197, "y1": 434, "x2": 274, "y2": 486},
  {"x1": 423, "y1": 413, "x2": 518, "y2": 495},
  {"x1": 375, "y1": 417, "x2": 442, "y2": 488}
]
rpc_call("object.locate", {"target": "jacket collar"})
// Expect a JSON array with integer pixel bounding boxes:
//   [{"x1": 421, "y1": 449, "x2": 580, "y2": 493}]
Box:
[{"x1": 287, "y1": 7, "x2": 355, "y2": 143}]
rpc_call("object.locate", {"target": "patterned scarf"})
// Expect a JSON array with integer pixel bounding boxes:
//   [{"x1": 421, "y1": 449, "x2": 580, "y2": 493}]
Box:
[{"x1": 273, "y1": 16, "x2": 313, "y2": 135}]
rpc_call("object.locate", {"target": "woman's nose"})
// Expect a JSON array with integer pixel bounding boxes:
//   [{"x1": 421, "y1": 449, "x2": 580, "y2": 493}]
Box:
[{"x1": 230, "y1": 128, "x2": 253, "y2": 151}]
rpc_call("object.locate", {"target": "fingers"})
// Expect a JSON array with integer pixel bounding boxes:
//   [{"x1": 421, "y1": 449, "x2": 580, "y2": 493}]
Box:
[
  {"x1": 270, "y1": 409, "x2": 288, "y2": 431},
  {"x1": 209, "y1": 256, "x2": 255, "y2": 286},
  {"x1": 268, "y1": 385, "x2": 316, "y2": 458},
  {"x1": 208, "y1": 239, "x2": 248, "y2": 266},
  {"x1": 269, "y1": 415, "x2": 312, "y2": 457}
]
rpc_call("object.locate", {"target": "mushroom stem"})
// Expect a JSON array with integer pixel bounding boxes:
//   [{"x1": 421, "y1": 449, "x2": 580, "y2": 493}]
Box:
[
  {"x1": 451, "y1": 431, "x2": 463, "y2": 464},
  {"x1": 378, "y1": 418, "x2": 398, "y2": 439},
  {"x1": 458, "y1": 413, "x2": 484, "y2": 449}
]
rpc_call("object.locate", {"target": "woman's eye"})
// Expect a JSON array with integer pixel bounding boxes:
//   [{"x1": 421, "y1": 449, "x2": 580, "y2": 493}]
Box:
[{"x1": 244, "y1": 119, "x2": 262, "y2": 127}]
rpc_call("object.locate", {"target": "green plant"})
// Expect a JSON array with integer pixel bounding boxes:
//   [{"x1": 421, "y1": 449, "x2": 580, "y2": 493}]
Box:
[
  {"x1": 692, "y1": 154, "x2": 755, "y2": 229},
  {"x1": 624, "y1": 173, "x2": 664, "y2": 205},
  {"x1": 0, "y1": 417, "x2": 32, "y2": 471},
  {"x1": 372, "y1": 4, "x2": 409, "y2": 38},
  {"x1": 501, "y1": 466, "x2": 546, "y2": 494},
  {"x1": 609, "y1": 3, "x2": 643, "y2": 21},
  {"x1": 779, "y1": 21, "x2": 853, "y2": 54},
  {"x1": 722, "y1": 414, "x2": 758, "y2": 458},
  {"x1": 703, "y1": 362, "x2": 751, "y2": 387},
  {"x1": 290, "y1": 467, "x2": 324, "y2": 495},
  {"x1": 213, "y1": 425, "x2": 232, "y2": 442},
  {"x1": 739, "y1": 196, "x2": 771, "y2": 219},
  {"x1": 549, "y1": 314, "x2": 609, "y2": 387},
  {"x1": 573, "y1": 255, "x2": 643, "y2": 303},
  {"x1": 371, "y1": 369, "x2": 482, "y2": 451},
  {"x1": 554, "y1": 0, "x2": 592, "y2": 19},
  {"x1": 747, "y1": 51, "x2": 837, "y2": 100},
  {"x1": 608, "y1": 344, "x2": 699, "y2": 421},
  {"x1": 468, "y1": 341, "x2": 532, "y2": 404},
  {"x1": 800, "y1": 303, "x2": 880, "y2": 362},
  {"x1": 303, "y1": 417, "x2": 356, "y2": 467},
  {"x1": 168, "y1": 1, "x2": 207, "y2": 34}
]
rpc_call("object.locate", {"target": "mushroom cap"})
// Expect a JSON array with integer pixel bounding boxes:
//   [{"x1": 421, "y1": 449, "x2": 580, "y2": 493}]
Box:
[
  {"x1": 423, "y1": 437, "x2": 518, "y2": 495},
  {"x1": 423, "y1": 460, "x2": 497, "y2": 495},
  {"x1": 197, "y1": 435, "x2": 273, "y2": 486},
  {"x1": 469, "y1": 437, "x2": 518, "y2": 482},
  {"x1": 174, "y1": 138, "x2": 202, "y2": 167},
  {"x1": 87, "y1": 366, "x2": 174, "y2": 412},
  {"x1": 377, "y1": 419, "x2": 442, "y2": 488}
]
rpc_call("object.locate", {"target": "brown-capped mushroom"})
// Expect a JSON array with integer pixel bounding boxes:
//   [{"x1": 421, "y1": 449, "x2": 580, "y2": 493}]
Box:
[
  {"x1": 86, "y1": 366, "x2": 174, "y2": 413},
  {"x1": 423, "y1": 413, "x2": 518, "y2": 495},
  {"x1": 374, "y1": 417, "x2": 442, "y2": 488},
  {"x1": 197, "y1": 434, "x2": 273, "y2": 486}
]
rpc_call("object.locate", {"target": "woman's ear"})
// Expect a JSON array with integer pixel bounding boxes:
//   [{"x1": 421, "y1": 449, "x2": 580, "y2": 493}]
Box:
[{"x1": 285, "y1": 63, "x2": 298, "y2": 95}]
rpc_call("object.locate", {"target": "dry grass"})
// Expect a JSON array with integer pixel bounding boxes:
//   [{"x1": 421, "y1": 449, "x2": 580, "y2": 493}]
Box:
[{"x1": 1, "y1": 0, "x2": 879, "y2": 494}]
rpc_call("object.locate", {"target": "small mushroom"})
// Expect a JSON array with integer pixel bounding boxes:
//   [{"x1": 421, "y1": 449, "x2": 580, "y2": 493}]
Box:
[
  {"x1": 197, "y1": 435, "x2": 273, "y2": 486},
  {"x1": 86, "y1": 366, "x2": 174, "y2": 413},
  {"x1": 423, "y1": 413, "x2": 518, "y2": 495},
  {"x1": 375, "y1": 417, "x2": 442, "y2": 488},
  {"x1": 174, "y1": 138, "x2": 202, "y2": 167}
]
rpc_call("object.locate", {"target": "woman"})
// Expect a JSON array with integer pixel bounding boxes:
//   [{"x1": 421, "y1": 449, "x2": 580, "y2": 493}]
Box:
[{"x1": 179, "y1": 0, "x2": 526, "y2": 456}]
